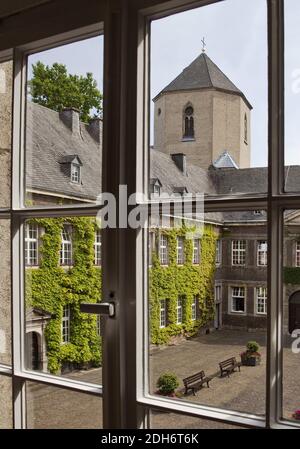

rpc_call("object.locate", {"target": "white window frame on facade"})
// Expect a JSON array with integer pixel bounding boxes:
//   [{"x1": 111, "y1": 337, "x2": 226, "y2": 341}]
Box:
[
  {"x1": 176, "y1": 297, "x2": 183, "y2": 324},
  {"x1": 0, "y1": 0, "x2": 298, "y2": 431},
  {"x1": 71, "y1": 163, "x2": 81, "y2": 184},
  {"x1": 159, "y1": 234, "x2": 168, "y2": 265},
  {"x1": 94, "y1": 229, "x2": 102, "y2": 266},
  {"x1": 256, "y1": 287, "x2": 267, "y2": 315},
  {"x1": 257, "y1": 240, "x2": 268, "y2": 267},
  {"x1": 232, "y1": 240, "x2": 246, "y2": 266},
  {"x1": 215, "y1": 239, "x2": 221, "y2": 265},
  {"x1": 25, "y1": 223, "x2": 38, "y2": 266},
  {"x1": 295, "y1": 241, "x2": 300, "y2": 267},
  {"x1": 159, "y1": 299, "x2": 167, "y2": 328},
  {"x1": 60, "y1": 226, "x2": 72, "y2": 266},
  {"x1": 193, "y1": 238, "x2": 200, "y2": 264},
  {"x1": 191, "y1": 296, "x2": 197, "y2": 321},
  {"x1": 176, "y1": 236, "x2": 184, "y2": 265},
  {"x1": 62, "y1": 305, "x2": 71, "y2": 343},
  {"x1": 230, "y1": 286, "x2": 246, "y2": 314}
]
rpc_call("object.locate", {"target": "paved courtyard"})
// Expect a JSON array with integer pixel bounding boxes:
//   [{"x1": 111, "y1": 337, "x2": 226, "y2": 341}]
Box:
[{"x1": 26, "y1": 329, "x2": 300, "y2": 428}]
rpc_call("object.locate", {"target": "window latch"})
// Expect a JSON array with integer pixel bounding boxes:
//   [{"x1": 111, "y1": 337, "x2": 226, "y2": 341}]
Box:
[{"x1": 80, "y1": 302, "x2": 115, "y2": 318}]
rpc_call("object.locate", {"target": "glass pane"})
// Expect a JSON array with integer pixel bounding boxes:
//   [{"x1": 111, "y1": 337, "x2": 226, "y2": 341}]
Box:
[
  {"x1": 148, "y1": 210, "x2": 267, "y2": 416},
  {"x1": 26, "y1": 381, "x2": 102, "y2": 428},
  {"x1": 25, "y1": 34, "x2": 103, "y2": 207},
  {"x1": 0, "y1": 375, "x2": 12, "y2": 429},
  {"x1": 283, "y1": 210, "x2": 300, "y2": 422},
  {"x1": 285, "y1": 0, "x2": 300, "y2": 187},
  {"x1": 150, "y1": 410, "x2": 247, "y2": 429},
  {"x1": 150, "y1": 0, "x2": 267, "y2": 196},
  {"x1": 0, "y1": 219, "x2": 11, "y2": 365},
  {"x1": 0, "y1": 61, "x2": 12, "y2": 208},
  {"x1": 25, "y1": 217, "x2": 102, "y2": 385}
]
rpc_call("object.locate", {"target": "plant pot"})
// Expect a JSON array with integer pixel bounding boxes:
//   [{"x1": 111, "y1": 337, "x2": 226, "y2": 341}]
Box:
[{"x1": 241, "y1": 354, "x2": 261, "y2": 366}]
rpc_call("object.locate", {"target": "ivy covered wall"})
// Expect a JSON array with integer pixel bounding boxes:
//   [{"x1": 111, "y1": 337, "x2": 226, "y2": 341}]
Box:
[
  {"x1": 149, "y1": 225, "x2": 218, "y2": 345},
  {"x1": 26, "y1": 219, "x2": 218, "y2": 373},
  {"x1": 26, "y1": 217, "x2": 101, "y2": 374}
]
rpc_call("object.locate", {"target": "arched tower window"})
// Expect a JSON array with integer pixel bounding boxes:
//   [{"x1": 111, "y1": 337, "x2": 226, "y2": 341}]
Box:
[
  {"x1": 244, "y1": 114, "x2": 248, "y2": 143},
  {"x1": 183, "y1": 105, "x2": 194, "y2": 138}
]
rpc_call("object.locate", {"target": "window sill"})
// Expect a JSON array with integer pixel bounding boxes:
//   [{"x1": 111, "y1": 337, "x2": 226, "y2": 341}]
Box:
[{"x1": 181, "y1": 137, "x2": 195, "y2": 142}]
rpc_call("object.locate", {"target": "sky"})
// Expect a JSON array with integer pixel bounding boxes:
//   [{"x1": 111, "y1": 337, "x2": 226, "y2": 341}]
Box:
[{"x1": 27, "y1": 0, "x2": 300, "y2": 168}]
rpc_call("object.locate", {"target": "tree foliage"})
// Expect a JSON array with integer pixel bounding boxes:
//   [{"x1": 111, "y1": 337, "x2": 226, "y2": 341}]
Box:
[{"x1": 28, "y1": 61, "x2": 102, "y2": 123}]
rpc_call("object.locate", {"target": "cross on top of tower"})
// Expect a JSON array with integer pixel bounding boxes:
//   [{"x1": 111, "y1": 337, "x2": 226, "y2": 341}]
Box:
[{"x1": 201, "y1": 37, "x2": 206, "y2": 53}]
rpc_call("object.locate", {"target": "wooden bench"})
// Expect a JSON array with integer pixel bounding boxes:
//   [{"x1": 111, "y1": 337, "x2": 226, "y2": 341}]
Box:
[
  {"x1": 219, "y1": 357, "x2": 241, "y2": 378},
  {"x1": 183, "y1": 370, "x2": 212, "y2": 396}
]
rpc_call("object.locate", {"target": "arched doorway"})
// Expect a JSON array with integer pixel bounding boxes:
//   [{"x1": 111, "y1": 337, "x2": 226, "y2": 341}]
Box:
[
  {"x1": 26, "y1": 332, "x2": 40, "y2": 370},
  {"x1": 289, "y1": 291, "x2": 300, "y2": 334}
]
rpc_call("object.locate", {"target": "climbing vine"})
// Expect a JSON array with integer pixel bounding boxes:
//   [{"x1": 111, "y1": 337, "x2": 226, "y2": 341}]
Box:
[
  {"x1": 149, "y1": 224, "x2": 218, "y2": 345},
  {"x1": 26, "y1": 217, "x2": 101, "y2": 374}
]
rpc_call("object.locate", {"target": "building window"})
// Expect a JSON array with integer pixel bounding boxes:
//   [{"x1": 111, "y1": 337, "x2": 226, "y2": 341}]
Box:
[
  {"x1": 232, "y1": 240, "x2": 246, "y2": 266},
  {"x1": 257, "y1": 240, "x2": 268, "y2": 266},
  {"x1": 193, "y1": 239, "x2": 200, "y2": 264},
  {"x1": 183, "y1": 105, "x2": 194, "y2": 138},
  {"x1": 60, "y1": 226, "x2": 72, "y2": 266},
  {"x1": 71, "y1": 163, "x2": 81, "y2": 183},
  {"x1": 256, "y1": 287, "x2": 267, "y2": 315},
  {"x1": 94, "y1": 229, "x2": 101, "y2": 266},
  {"x1": 160, "y1": 300, "x2": 167, "y2": 328},
  {"x1": 231, "y1": 287, "x2": 245, "y2": 313},
  {"x1": 191, "y1": 296, "x2": 197, "y2": 321},
  {"x1": 176, "y1": 297, "x2": 183, "y2": 324},
  {"x1": 215, "y1": 284, "x2": 221, "y2": 302},
  {"x1": 244, "y1": 113, "x2": 248, "y2": 143},
  {"x1": 296, "y1": 241, "x2": 300, "y2": 267},
  {"x1": 62, "y1": 305, "x2": 71, "y2": 343},
  {"x1": 215, "y1": 239, "x2": 221, "y2": 265},
  {"x1": 159, "y1": 234, "x2": 168, "y2": 265},
  {"x1": 177, "y1": 236, "x2": 184, "y2": 264},
  {"x1": 25, "y1": 223, "x2": 38, "y2": 266}
]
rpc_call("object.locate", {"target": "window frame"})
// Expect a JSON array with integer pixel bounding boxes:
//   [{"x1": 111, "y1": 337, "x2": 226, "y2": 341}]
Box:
[
  {"x1": 176, "y1": 296, "x2": 183, "y2": 324},
  {"x1": 230, "y1": 286, "x2": 246, "y2": 315},
  {"x1": 61, "y1": 305, "x2": 71, "y2": 344},
  {"x1": 176, "y1": 236, "x2": 184, "y2": 265},
  {"x1": 257, "y1": 240, "x2": 268, "y2": 267},
  {"x1": 70, "y1": 163, "x2": 81, "y2": 184},
  {"x1": 256, "y1": 286, "x2": 267, "y2": 315},
  {"x1": 60, "y1": 226, "x2": 73, "y2": 266},
  {"x1": 193, "y1": 238, "x2": 200, "y2": 264},
  {"x1": 159, "y1": 233, "x2": 168, "y2": 265},
  {"x1": 24, "y1": 222, "x2": 38, "y2": 266},
  {"x1": 159, "y1": 299, "x2": 167, "y2": 328},
  {"x1": 94, "y1": 229, "x2": 102, "y2": 266},
  {"x1": 231, "y1": 240, "x2": 246, "y2": 266},
  {"x1": 295, "y1": 241, "x2": 300, "y2": 267}
]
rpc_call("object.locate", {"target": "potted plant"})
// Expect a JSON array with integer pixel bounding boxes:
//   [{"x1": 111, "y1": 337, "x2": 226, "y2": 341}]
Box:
[
  {"x1": 292, "y1": 410, "x2": 300, "y2": 421},
  {"x1": 241, "y1": 341, "x2": 261, "y2": 366},
  {"x1": 156, "y1": 372, "x2": 179, "y2": 397}
]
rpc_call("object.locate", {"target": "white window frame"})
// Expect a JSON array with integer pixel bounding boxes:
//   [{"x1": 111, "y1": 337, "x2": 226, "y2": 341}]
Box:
[
  {"x1": 61, "y1": 305, "x2": 71, "y2": 343},
  {"x1": 176, "y1": 236, "x2": 184, "y2": 265},
  {"x1": 159, "y1": 299, "x2": 166, "y2": 328},
  {"x1": 176, "y1": 297, "x2": 183, "y2": 324},
  {"x1": 232, "y1": 240, "x2": 246, "y2": 266},
  {"x1": 215, "y1": 239, "x2": 221, "y2": 266},
  {"x1": 257, "y1": 240, "x2": 268, "y2": 266},
  {"x1": 71, "y1": 163, "x2": 81, "y2": 184},
  {"x1": 193, "y1": 238, "x2": 200, "y2": 264},
  {"x1": 191, "y1": 296, "x2": 197, "y2": 321},
  {"x1": 295, "y1": 241, "x2": 300, "y2": 267},
  {"x1": 94, "y1": 229, "x2": 101, "y2": 266},
  {"x1": 256, "y1": 287, "x2": 267, "y2": 315},
  {"x1": 60, "y1": 226, "x2": 72, "y2": 266},
  {"x1": 159, "y1": 234, "x2": 168, "y2": 265},
  {"x1": 230, "y1": 286, "x2": 246, "y2": 314},
  {"x1": 25, "y1": 223, "x2": 38, "y2": 266}
]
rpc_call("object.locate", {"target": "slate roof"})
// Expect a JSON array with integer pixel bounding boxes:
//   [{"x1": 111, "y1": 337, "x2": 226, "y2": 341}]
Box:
[
  {"x1": 153, "y1": 53, "x2": 252, "y2": 109},
  {"x1": 213, "y1": 151, "x2": 239, "y2": 169}
]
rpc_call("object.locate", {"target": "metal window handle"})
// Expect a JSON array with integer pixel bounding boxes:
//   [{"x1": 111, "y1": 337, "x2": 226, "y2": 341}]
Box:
[{"x1": 80, "y1": 302, "x2": 115, "y2": 317}]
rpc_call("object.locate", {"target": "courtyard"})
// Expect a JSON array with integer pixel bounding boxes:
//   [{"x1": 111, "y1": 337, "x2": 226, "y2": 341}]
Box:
[{"x1": 26, "y1": 329, "x2": 300, "y2": 428}]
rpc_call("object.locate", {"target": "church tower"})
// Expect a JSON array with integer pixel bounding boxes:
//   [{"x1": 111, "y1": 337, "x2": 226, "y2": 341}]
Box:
[{"x1": 153, "y1": 52, "x2": 252, "y2": 169}]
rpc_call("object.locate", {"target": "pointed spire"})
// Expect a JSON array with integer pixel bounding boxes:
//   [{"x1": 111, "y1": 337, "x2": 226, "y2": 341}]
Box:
[{"x1": 201, "y1": 37, "x2": 206, "y2": 53}]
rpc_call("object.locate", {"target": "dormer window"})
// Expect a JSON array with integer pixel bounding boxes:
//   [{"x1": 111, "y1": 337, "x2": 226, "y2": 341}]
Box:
[
  {"x1": 71, "y1": 163, "x2": 81, "y2": 183},
  {"x1": 183, "y1": 105, "x2": 194, "y2": 139},
  {"x1": 173, "y1": 186, "x2": 188, "y2": 197},
  {"x1": 150, "y1": 178, "x2": 162, "y2": 198}
]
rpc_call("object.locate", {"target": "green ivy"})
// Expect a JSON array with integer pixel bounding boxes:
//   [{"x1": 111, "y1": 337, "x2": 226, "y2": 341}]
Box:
[
  {"x1": 283, "y1": 267, "x2": 300, "y2": 285},
  {"x1": 26, "y1": 217, "x2": 101, "y2": 374},
  {"x1": 149, "y1": 225, "x2": 218, "y2": 345}
]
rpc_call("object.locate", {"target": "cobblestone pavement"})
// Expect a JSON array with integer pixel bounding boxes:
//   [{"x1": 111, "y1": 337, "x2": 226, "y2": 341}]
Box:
[{"x1": 27, "y1": 329, "x2": 300, "y2": 428}]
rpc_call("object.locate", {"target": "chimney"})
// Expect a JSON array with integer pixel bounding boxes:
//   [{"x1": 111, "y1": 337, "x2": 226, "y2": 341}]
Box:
[
  {"x1": 171, "y1": 153, "x2": 187, "y2": 176},
  {"x1": 59, "y1": 108, "x2": 80, "y2": 134},
  {"x1": 87, "y1": 117, "x2": 102, "y2": 143}
]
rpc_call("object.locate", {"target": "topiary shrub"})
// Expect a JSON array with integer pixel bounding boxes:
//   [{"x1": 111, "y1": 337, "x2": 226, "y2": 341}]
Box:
[
  {"x1": 246, "y1": 341, "x2": 260, "y2": 353},
  {"x1": 156, "y1": 372, "x2": 179, "y2": 395}
]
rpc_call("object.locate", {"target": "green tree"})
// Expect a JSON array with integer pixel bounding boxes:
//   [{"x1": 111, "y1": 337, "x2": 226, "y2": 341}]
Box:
[{"x1": 28, "y1": 61, "x2": 102, "y2": 123}]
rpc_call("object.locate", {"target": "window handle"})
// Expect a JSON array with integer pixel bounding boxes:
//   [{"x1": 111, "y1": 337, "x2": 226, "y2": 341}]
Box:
[{"x1": 80, "y1": 302, "x2": 115, "y2": 317}]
